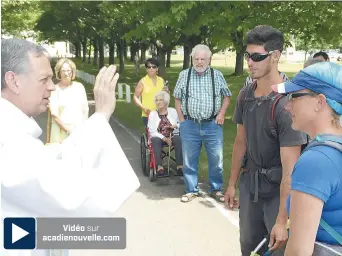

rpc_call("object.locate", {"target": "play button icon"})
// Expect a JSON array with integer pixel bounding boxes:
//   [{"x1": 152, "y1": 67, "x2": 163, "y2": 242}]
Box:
[
  {"x1": 4, "y1": 217, "x2": 36, "y2": 249},
  {"x1": 12, "y1": 223, "x2": 30, "y2": 244}
]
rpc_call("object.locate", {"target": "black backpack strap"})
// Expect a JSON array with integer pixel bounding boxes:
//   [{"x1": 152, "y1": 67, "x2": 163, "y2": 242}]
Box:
[
  {"x1": 185, "y1": 67, "x2": 216, "y2": 119},
  {"x1": 210, "y1": 67, "x2": 216, "y2": 119},
  {"x1": 239, "y1": 81, "x2": 257, "y2": 119},
  {"x1": 267, "y1": 94, "x2": 285, "y2": 140},
  {"x1": 185, "y1": 67, "x2": 192, "y2": 117}
]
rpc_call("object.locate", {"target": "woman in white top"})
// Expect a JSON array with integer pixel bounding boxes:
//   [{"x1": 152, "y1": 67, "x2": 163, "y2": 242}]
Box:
[
  {"x1": 48, "y1": 58, "x2": 89, "y2": 143},
  {"x1": 148, "y1": 91, "x2": 183, "y2": 177}
]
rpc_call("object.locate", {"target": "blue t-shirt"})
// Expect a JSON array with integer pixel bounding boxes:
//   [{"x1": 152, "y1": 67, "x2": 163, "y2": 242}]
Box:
[{"x1": 286, "y1": 145, "x2": 342, "y2": 245}]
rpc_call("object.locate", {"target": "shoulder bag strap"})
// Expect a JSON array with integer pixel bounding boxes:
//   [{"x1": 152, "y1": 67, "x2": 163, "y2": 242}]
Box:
[{"x1": 320, "y1": 218, "x2": 342, "y2": 245}]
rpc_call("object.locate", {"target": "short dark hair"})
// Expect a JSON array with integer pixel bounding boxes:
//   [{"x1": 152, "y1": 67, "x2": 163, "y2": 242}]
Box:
[
  {"x1": 145, "y1": 58, "x2": 159, "y2": 68},
  {"x1": 245, "y1": 25, "x2": 284, "y2": 52},
  {"x1": 313, "y1": 51, "x2": 329, "y2": 61},
  {"x1": 303, "y1": 58, "x2": 325, "y2": 68}
]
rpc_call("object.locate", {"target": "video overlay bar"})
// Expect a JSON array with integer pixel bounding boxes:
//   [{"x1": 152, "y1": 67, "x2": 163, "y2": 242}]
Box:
[{"x1": 3, "y1": 217, "x2": 126, "y2": 250}]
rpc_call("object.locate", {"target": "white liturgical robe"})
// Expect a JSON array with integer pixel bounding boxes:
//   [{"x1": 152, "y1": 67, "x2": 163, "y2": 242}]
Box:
[{"x1": 0, "y1": 97, "x2": 140, "y2": 256}]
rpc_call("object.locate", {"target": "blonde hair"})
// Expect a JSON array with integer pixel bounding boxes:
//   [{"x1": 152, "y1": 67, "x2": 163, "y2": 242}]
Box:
[
  {"x1": 332, "y1": 111, "x2": 342, "y2": 128},
  {"x1": 54, "y1": 58, "x2": 77, "y2": 80}
]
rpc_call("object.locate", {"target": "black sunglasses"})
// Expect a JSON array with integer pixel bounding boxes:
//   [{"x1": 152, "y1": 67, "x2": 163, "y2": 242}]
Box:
[
  {"x1": 287, "y1": 92, "x2": 317, "y2": 100},
  {"x1": 146, "y1": 65, "x2": 157, "y2": 69},
  {"x1": 244, "y1": 51, "x2": 275, "y2": 62}
]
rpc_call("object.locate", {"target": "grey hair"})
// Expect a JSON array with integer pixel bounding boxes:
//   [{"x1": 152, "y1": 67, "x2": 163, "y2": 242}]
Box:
[
  {"x1": 154, "y1": 90, "x2": 170, "y2": 107},
  {"x1": 191, "y1": 44, "x2": 212, "y2": 59},
  {"x1": 1, "y1": 38, "x2": 49, "y2": 89}
]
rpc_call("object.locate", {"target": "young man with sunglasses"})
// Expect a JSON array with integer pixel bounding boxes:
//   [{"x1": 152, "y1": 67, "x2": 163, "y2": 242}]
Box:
[{"x1": 224, "y1": 25, "x2": 307, "y2": 256}]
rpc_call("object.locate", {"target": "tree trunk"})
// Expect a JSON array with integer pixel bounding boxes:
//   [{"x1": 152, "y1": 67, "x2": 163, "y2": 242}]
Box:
[
  {"x1": 74, "y1": 41, "x2": 80, "y2": 58},
  {"x1": 93, "y1": 39, "x2": 98, "y2": 66},
  {"x1": 98, "y1": 37, "x2": 105, "y2": 69},
  {"x1": 88, "y1": 40, "x2": 91, "y2": 64},
  {"x1": 109, "y1": 42, "x2": 115, "y2": 64},
  {"x1": 123, "y1": 40, "x2": 128, "y2": 60},
  {"x1": 157, "y1": 47, "x2": 166, "y2": 77},
  {"x1": 117, "y1": 40, "x2": 125, "y2": 74},
  {"x1": 77, "y1": 41, "x2": 81, "y2": 58},
  {"x1": 234, "y1": 53, "x2": 244, "y2": 75},
  {"x1": 130, "y1": 42, "x2": 138, "y2": 62},
  {"x1": 141, "y1": 44, "x2": 147, "y2": 62},
  {"x1": 232, "y1": 29, "x2": 245, "y2": 76},
  {"x1": 183, "y1": 44, "x2": 191, "y2": 70},
  {"x1": 182, "y1": 35, "x2": 201, "y2": 69},
  {"x1": 82, "y1": 38, "x2": 87, "y2": 62},
  {"x1": 166, "y1": 49, "x2": 172, "y2": 68}
]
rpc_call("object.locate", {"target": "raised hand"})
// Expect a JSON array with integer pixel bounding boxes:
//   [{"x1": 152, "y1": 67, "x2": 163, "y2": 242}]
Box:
[{"x1": 93, "y1": 65, "x2": 120, "y2": 121}]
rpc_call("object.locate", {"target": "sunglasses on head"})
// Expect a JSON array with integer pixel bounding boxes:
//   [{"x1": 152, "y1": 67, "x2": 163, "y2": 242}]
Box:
[
  {"x1": 146, "y1": 65, "x2": 157, "y2": 69},
  {"x1": 244, "y1": 51, "x2": 275, "y2": 62},
  {"x1": 287, "y1": 92, "x2": 317, "y2": 100}
]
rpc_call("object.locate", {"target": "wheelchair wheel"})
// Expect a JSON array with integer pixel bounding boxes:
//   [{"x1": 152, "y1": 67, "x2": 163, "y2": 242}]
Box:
[
  {"x1": 149, "y1": 168, "x2": 156, "y2": 182},
  {"x1": 140, "y1": 134, "x2": 149, "y2": 176}
]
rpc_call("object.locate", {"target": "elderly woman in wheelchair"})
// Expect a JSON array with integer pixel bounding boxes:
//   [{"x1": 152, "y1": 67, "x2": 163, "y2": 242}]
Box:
[{"x1": 147, "y1": 91, "x2": 183, "y2": 177}]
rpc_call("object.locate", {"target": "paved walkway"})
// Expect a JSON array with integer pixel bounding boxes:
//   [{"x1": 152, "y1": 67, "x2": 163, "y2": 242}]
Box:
[{"x1": 33, "y1": 104, "x2": 241, "y2": 256}]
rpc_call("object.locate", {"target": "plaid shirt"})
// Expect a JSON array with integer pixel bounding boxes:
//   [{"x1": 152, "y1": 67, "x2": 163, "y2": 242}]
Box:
[{"x1": 173, "y1": 67, "x2": 232, "y2": 120}]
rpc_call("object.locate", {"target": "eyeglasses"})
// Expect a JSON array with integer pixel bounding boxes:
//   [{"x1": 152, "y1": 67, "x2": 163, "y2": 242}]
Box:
[
  {"x1": 146, "y1": 65, "x2": 157, "y2": 69},
  {"x1": 244, "y1": 51, "x2": 275, "y2": 62},
  {"x1": 287, "y1": 92, "x2": 317, "y2": 100}
]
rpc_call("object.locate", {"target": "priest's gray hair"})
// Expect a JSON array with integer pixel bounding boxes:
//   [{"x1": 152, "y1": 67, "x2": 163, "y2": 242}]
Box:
[
  {"x1": 154, "y1": 90, "x2": 170, "y2": 107},
  {"x1": 1, "y1": 38, "x2": 49, "y2": 89},
  {"x1": 191, "y1": 44, "x2": 212, "y2": 59}
]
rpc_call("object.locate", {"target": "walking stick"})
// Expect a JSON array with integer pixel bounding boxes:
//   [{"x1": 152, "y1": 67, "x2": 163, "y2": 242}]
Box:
[
  {"x1": 46, "y1": 108, "x2": 51, "y2": 145},
  {"x1": 250, "y1": 220, "x2": 291, "y2": 256},
  {"x1": 168, "y1": 131, "x2": 171, "y2": 174}
]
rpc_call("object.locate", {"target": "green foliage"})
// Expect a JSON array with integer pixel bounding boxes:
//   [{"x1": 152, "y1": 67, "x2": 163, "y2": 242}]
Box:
[
  {"x1": 2, "y1": 1, "x2": 341, "y2": 74},
  {"x1": 1, "y1": 0, "x2": 42, "y2": 38}
]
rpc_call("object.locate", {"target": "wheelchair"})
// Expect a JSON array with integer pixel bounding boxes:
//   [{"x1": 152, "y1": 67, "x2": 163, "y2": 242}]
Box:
[{"x1": 140, "y1": 126, "x2": 179, "y2": 182}]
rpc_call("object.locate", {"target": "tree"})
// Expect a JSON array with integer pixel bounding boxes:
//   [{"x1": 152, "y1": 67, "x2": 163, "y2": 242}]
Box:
[{"x1": 2, "y1": 0, "x2": 42, "y2": 38}]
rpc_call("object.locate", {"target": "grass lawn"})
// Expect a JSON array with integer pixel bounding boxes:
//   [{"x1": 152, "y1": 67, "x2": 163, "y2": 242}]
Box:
[{"x1": 69, "y1": 56, "x2": 303, "y2": 189}]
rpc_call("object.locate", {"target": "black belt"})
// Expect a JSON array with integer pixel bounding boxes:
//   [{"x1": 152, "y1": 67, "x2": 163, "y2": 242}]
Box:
[{"x1": 184, "y1": 115, "x2": 216, "y2": 123}]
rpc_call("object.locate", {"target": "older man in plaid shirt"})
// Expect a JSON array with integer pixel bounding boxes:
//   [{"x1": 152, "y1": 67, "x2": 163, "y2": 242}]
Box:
[{"x1": 173, "y1": 44, "x2": 232, "y2": 203}]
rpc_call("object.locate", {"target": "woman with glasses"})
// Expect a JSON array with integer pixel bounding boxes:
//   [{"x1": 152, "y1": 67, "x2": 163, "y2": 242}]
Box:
[
  {"x1": 133, "y1": 58, "x2": 167, "y2": 126},
  {"x1": 48, "y1": 58, "x2": 89, "y2": 143},
  {"x1": 272, "y1": 62, "x2": 342, "y2": 256},
  {"x1": 148, "y1": 90, "x2": 183, "y2": 177}
]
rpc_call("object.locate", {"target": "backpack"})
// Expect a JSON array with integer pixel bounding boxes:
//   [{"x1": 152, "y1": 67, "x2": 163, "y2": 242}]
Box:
[
  {"x1": 302, "y1": 135, "x2": 342, "y2": 247},
  {"x1": 240, "y1": 79, "x2": 309, "y2": 202},
  {"x1": 240, "y1": 80, "x2": 310, "y2": 167},
  {"x1": 239, "y1": 81, "x2": 285, "y2": 140}
]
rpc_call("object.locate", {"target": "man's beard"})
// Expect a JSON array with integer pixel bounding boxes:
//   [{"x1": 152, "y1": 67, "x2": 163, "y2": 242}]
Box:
[
  {"x1": 251, "y1": 66, "x2": 271, "y2": 80},
  {"x1": 194, "y1": 65, "x2": 208, "y2": 73}
]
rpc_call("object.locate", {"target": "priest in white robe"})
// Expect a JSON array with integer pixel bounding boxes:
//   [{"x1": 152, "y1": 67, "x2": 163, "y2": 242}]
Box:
[{"x1": 0, "y1": 38, "x2": 140, "y2": 256}]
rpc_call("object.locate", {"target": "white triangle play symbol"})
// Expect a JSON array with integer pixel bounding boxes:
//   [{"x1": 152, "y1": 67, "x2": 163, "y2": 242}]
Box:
[{"x1": 12, "y1": 223, "x2": 30, "y2": 244}]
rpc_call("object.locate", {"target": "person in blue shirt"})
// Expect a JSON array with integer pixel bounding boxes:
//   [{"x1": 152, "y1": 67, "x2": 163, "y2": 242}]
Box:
[{"x1": 272, "y1": 62, "x2": 342, "y2": 255}]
